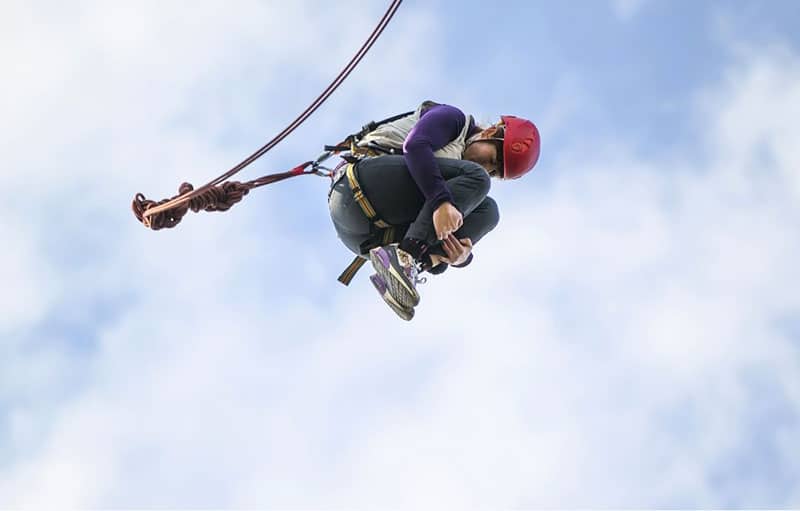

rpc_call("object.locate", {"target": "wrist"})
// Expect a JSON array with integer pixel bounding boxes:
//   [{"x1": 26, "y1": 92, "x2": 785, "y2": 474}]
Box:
[
  {"x1": 434, "y1": 200, "x2": 452, "y2": 212},
  {"x1": 452, "y1": 253, "x2": 474, "y2": 268}
]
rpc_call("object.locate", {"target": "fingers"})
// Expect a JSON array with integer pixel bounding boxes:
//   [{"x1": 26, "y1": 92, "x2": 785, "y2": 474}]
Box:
[
  {"x1": 443, "y1": 234, "x2": 465, "y2": 260},
  {"x1": 438, "y1": 234, "x2": 468, "y2": 266},
  {"x1": 435, "y1": 219, "x2": 449, "y2": 240},
  {"x1": 438, "y1": 225, "x2": 457, "y2": 240},
  {"x1": 442, "y1": 234, "x2": 457, "y2": 256},
  {"x1": 434, "y1": 219, "x2": 448, "y2": 240},
  {"x1": 440, "y1": 212, "x2": 463, "y2": 240}
]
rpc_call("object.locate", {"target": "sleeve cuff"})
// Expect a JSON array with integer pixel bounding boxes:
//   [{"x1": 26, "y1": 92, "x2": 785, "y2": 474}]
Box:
[
  {"x1": 426, "y1": 252, "x2": 473, "y2": 274},
  {"x1": 427, "y1": 263, "x2": 449, "y2": 275},
  {"x1": 429, "y1": 191, "x2": 455, "y2": 213}
]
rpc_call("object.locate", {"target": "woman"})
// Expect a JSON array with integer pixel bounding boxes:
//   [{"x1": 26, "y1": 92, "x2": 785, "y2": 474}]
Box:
[{"x1": 328, "y1": 101, "x2": 540, "y2": 320}]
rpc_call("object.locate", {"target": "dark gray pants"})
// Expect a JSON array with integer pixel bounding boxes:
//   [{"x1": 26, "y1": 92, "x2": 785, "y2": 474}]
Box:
[{"x1": 328, "y1": 155, "x2": 499, "y2": 260}]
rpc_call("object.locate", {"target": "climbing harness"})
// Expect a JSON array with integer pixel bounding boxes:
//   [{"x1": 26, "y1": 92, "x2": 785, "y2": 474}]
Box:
[{"x1": 131, "y1": 0, "x2": 403, "y2": 230}]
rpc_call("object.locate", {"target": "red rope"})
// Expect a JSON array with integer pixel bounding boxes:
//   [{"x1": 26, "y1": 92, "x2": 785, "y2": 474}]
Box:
[{"x1": 133, "y1": 0, "x2": 403, "y2": 229}]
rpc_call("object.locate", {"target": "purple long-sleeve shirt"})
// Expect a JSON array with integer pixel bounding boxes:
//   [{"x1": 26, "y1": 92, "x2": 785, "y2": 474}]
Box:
[{"x1": 402, "y1": 103, "x2": 478, "y2": 211}]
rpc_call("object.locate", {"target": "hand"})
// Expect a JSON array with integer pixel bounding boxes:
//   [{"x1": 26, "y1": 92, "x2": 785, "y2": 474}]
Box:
[
  {"x1": 440, "y1": 234, "x2": 472, "y2": 266},
  {"x1": 433, "y1": 202, "x2": 463, "y2": 240}
]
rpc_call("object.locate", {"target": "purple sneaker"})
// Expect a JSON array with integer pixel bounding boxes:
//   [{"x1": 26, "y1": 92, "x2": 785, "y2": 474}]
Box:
[
  {"x1": 369, "y1": 243, "x2": 425, "y2": 308},
  {"x1": 369, "y1": 273, "x2": 414, "y2": 321}
]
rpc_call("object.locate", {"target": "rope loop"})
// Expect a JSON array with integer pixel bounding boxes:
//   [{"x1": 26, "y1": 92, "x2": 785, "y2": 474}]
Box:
[{"x1": 132, "y1": 181, "x2": 252, "y2": 230}]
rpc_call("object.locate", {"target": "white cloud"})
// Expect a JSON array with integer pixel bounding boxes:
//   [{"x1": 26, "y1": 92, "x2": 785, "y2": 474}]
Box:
[
  {"x1": 611, "y1": 0, "x2": 649, "y2": 21},
  {"x1": 0, "y1": 221, "x2": 54, "y2": 333},
  {"x1": 1, "y1": 1, "x2": 799, "y2": 508}
]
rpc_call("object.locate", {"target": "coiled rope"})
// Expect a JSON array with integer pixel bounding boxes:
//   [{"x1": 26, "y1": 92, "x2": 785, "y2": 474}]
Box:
[{"x1": 132, "y1": 0, "x2": 403, "y2": 230}]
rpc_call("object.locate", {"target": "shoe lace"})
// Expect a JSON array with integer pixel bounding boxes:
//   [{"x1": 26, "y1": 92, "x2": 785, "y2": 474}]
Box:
[
  {"x1": 413, "y1": 262, "x2": 427, "y2": 285},
  {"x1": 397, "y1": 246, "x2": 428, "y2": 285}
]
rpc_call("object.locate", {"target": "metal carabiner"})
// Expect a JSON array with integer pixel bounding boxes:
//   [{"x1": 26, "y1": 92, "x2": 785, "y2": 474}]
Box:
[{"x1": 310, "y1": 151, "x2": 335, "y2": 178}]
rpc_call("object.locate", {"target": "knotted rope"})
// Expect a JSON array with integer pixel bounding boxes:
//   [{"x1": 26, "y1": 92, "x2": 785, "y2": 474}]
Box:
[{"x1": 131, "y1": 181, "x2": 248, "y2": 230}]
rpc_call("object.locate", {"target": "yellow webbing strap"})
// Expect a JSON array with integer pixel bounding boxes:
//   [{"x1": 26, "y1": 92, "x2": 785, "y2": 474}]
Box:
[
  {"x1": 382, "y1": 226, "x2": 396, "y2": 244},
  {"x1": 345, "y1": 164, "x2": 391, "y2": 228},
  {"x1": 336, "y1": 226, "x2": 396, "y2": 286},
  {"x1": 338, "y1": 256, "x2": 367, "y2": 286}
]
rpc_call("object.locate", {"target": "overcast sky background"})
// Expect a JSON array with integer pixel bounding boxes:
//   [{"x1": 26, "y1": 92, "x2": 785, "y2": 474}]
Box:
[{"x1": 1, "y1": 0, "x2": 799, "y2": 507}]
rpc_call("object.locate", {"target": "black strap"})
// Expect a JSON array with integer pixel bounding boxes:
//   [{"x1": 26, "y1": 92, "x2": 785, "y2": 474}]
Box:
[
  {"x1": 324, "y1": 143, "x2": 351, "y2": 152},
  {"x1": 364, "y1": 141, "x2": 404, "y2": 155},
  {"x1": 358, "y1": 110, "x2": 414, "y2": 138}
]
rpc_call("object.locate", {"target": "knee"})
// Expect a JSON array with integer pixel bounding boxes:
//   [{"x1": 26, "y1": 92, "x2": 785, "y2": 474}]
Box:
[
  {"x1": 462, "y1": 160, "x2": 492, "y2": 197},
  {"x1": 484, "y1": 196, "x2": 500, "y2": 231}
]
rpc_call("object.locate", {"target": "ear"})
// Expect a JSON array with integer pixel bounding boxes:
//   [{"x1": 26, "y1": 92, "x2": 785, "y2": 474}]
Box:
[{"x1": 480, "y1": 125, "x2": 497, "y2": 138}]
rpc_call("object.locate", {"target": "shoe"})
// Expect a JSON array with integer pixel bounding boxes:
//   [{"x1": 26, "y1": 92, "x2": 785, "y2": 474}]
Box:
[
  {"x1": 369, "y1": 243, "x2": 426, "y2": 308},
  {"x1": 369, "y1": 273, "x2": 414, "y2": 321}
]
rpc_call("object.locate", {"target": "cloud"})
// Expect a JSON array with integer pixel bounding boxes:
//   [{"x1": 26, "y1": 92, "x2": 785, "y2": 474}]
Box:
[
  {"x1": 1, "y1": 2, "x2": 799, "y2": 509},
  {"x1": 611, "y1": 0, "x2": 649, "y2": 21}
]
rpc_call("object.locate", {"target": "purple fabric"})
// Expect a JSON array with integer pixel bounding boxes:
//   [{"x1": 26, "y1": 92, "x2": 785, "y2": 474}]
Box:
[{"x1": 402, "y1": 104, "x2": 477, "y2": 211}]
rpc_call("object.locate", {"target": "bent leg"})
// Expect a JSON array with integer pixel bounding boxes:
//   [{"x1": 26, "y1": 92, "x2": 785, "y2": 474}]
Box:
[
  {"x1": 402, "y1": 158, "x2": 491, "y2": 246},
  {"x1": 427, "y1": 195, "x2": 500, "y2": 258},
  {"x1": 355, "y1": 155, "x2": 497, "y2": 265},
  {"x1": 357, "y1": 156, "x2": 492, "y2": 233}
]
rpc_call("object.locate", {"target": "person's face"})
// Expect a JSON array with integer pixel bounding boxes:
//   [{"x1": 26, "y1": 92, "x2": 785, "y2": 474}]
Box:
[{"x1": 463, "y1": 139, "x2": 502, "y2": 176}]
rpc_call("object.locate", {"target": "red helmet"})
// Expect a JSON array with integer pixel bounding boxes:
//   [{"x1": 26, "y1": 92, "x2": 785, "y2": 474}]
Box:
[{"x1": 500, "y1": 115, "x2": 540, "y2": 180}]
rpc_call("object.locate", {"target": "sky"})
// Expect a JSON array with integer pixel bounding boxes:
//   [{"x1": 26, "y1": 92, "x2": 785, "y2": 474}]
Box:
[{"x1": 1, "y1": 0, "x2": 799, "y2": 507}]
